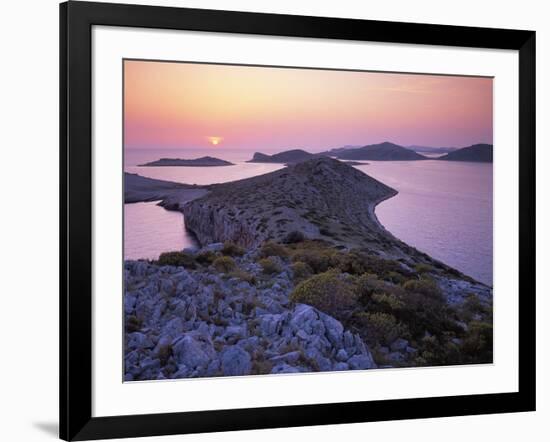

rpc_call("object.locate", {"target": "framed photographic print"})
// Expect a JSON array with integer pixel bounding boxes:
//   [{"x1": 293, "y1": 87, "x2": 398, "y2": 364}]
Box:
[{"x1": 60, "y1": 1, "x2": 536, "y2": 440}]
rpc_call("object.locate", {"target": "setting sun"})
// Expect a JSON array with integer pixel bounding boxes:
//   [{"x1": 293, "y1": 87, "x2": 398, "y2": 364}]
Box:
[{"x1": 208, "y1": 136, "x2": 223, "y2": 146}]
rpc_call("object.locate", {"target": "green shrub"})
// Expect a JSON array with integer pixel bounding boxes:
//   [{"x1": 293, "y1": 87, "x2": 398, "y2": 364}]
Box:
[
  {"x1": 291, "y1": 250, "x2": 331, "y2": 273},
  {"x1": 228, "y1": 269, "x2": 256, "y2": 285},
  {"x1": 242, "y1": 298, "x2": 266, "y2": 316},
  {"x1": 221, "y1": 241, "x2": 245, "y2": 257},
  {"x1": 258, "y1": 257, "x2": 283, "y2": 275},
  {"x1": 384, "y1": 271, "x2": 407, "y2": 284},
  {"x1": 213, "y1": 256, "x2": 236, "y2": 273},
  {"x1": 395, "y1": 280, "x2": 458, "y2": 339},
  {"x1": 125, "y1": 315, "x2": 142, "y2": 333},
  {"x1": 372, "y1": 293, "x2": 405, "y2": 311},
  {"x1": 357, "y1": 312, "x2": 408, "y2": 346},
  {"x1": 157, "y1": 251, "x2": 196, "y2": 268},
  {"x1": 195, "y1": 250, "x2": 217, "y2": 265},
  {"x1": 461, "y1": 321, "x2": 493, "y2": 361},
  {"x1": 259, "y1": 241, "x2": 289, "y2": 259},
  {"x1": 250, "y1": 351, "x2": 274, "y2": 375},
  {"x1": 291, "y1": 261, "x2": 313, "y2": 281},
  {"x1": 355, "y1": 273, "x2": 387, "y2": 304},
  {"x1": 157, "y1": 343, "x2": 172, "y2": 365},
  {"x1": 402, "y1": 278, "x2": 443, "y2": 301},
  {"x1": 290, "y1": 270, "x2": 357, "y2": 317},
  {"x1": 283, "y1": 230, "x2": 306, "y2": 244},
  {"x1": 460, "y1": 293, "x2": 489, "y2": 323},
  {"x1": 414, "y1": 263, "x2": 434, "y2": 274},
  {"x1": 334, "y1": 251, "x2": 407, "y2": 277}
]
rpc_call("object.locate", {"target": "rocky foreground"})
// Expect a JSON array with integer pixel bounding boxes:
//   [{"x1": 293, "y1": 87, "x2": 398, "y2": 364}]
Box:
[
  {"x1": 124, "y1": 245, "x2": 376, "y2": 381},
  {"x1": 125, "y1": 238, "x2": 492, "y2": 381}
]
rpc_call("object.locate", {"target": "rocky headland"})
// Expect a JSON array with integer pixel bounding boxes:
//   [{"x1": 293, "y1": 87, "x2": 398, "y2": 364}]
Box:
[{"x1": 124, "y1": 172, "x2": 207, "y2": 205}]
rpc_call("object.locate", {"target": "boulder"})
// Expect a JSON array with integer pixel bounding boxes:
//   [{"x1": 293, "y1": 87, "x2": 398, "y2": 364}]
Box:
[
  {"x1": 386, "y1": 352, "x2": 405, "y2": 363},
  {"x1": 319, "y1": 312, "x2": 344, "y2": 347},
  {"x1": 160, "y1": 317, "x2": 185, "y2": 341},
  {"x1": 127, "y1": 332, "x2": 154, "y2": 351},
  {"x1": 260, "y1": 314, "x2": 285, "y2": 336},
  {"x1": 390, "y1": 338, "x2": 409, "y2": 352},
  {"x1": 271, "y1": 363, "x2": 300, "y2": 374},
  {"x1": 333, "y1": 362, "x2": 349, "y2": 371},
  {"x1": 347, "y1": 354, "x2": 376, "y2": 370},
  {"x1": 203, "y1": 243, "x2": 224, "y2": 253},
  {"x1": 335, "y1": 349, "x2": 349, "y2": 362},
  {"x1": 269, "y1": 351, "x2": 301, "y2": 365},
  {"x1": 221, "y1": 345, "x2": 252, "y2": 376},
  {"x1": 222, "y1": 325, "x2": 247, "y2": 342},
  {"x1": 289, "y1": 304, "x2": 318, "y2": 332},
  {"x1": 172, "y1": 333, "x2": 215, "y2": 369}
]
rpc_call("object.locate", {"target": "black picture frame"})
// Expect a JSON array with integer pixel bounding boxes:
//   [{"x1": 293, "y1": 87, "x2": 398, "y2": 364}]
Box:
[{"x1": 60, "y1": 1, "x2": 536, "y2": 440}]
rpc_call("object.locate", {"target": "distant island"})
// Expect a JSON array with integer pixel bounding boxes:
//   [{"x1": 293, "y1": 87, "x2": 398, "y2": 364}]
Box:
[
  {"x1": 328, "y1": 142, "x2": 427, "y2": 161},
  {"x1": 438, "y1": 144, "x2": 493, "y2": 162},
  {"x1": 139, "y1": 156, "x2": 234, "y2": 167},
  {"x1": 247, "y1": 149, "x2": 319, "y2": 164},
  {"x1": 245, "y1": 142, "x2": 493, "y2": 164}
]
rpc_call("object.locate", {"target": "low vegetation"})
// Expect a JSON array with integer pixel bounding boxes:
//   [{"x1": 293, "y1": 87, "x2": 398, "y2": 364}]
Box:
[
  {"x1": 254, "y1": 239, "x2": 491, "y2": 367},
  {"x1": 221, "y1": 241, "x2": 245, "y2": 257},
  {"x1": 290, "y1": 261, "x2": 313, "y2": 281},
  {"x1": 151, "y1": 238, "x2": 492, "y2": 369},
  {"x1": 212, "y1": 256, "x2": 237, "y2": 273},
  {"x1": 228, "y1": 269, "x2": 256, "y2": 285},
  {"x1": 259, "y1": 241, "x2": 290, "y2": 259},
  {"x1": 290, "y1": 269, "x2": 357, "y2": 318},
  {"x1": 258, "y1": 257, "x2": 283, "y2": 275},
  {"x1": 157, "y1": 251, "x2": 197, "y2": 268}
]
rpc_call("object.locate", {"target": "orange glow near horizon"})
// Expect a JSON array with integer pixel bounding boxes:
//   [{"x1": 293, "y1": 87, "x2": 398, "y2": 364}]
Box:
[
  {"x1": 208, "y1": 136, "x2": 223, "y2": 146},
  {"x1": 124, "y1": 60, "x2": 493, "y2": 151}
]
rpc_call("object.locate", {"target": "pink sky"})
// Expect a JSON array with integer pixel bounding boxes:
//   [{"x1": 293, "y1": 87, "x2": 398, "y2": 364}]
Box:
[{"x1": 124, "y1": 60, "x2": 493, "y2": 152}]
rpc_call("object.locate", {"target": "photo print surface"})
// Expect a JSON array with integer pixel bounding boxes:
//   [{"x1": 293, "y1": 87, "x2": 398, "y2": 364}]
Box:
[{"x1": 123, "y1": 59, "x2": 493, "y2": 381}]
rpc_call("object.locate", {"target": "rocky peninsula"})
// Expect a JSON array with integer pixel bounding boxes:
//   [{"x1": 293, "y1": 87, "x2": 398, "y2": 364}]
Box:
[
  {"x1": 124, "y1": 158, "x2": 492, "y2": 380},
  {"x1": 139, "y1": 156, "x2": 234, "y2": 167},
  {"x1": 124, "y1": 172, "x2": 207, "y2": 205}
]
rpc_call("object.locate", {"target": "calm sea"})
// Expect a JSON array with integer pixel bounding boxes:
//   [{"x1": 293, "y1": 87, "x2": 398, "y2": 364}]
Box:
[{"x1": 124, "y1": 149, "x2": 493, "y2": 285}]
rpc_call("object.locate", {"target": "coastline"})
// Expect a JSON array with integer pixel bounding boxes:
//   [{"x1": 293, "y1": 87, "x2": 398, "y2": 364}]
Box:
[
  {"x1": 123, "y1": 159, "x2": 493, "y2": 379},
  {"x1": 124, "y1": 162, "x2": 491, "y2": 289}
]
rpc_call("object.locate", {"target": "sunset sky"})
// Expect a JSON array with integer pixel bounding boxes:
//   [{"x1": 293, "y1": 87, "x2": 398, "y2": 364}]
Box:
[{"x1": 124, "y1": 60, "x2": 493, "y2": 152}]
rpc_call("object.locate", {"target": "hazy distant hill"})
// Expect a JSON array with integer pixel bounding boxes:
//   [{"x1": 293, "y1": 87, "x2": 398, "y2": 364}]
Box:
[
  {"x1": 139, "y1": 156, "x2": 234, "y2": 167},
  {"x1": 408, "y1": 146, "x2": 459, "y2": 155},
  {"x1": 321, "y1": 145, "x2": 363, "y2": 156},
  {"x1": 334, "y1": 142, "x2": 427, "y2": 161},
  {"x1": 438, "y1": 144, "x2": 493, "y2": 163},
  {"x1": 247, "y1": 149, "x2": 319, "y2": 164}
]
